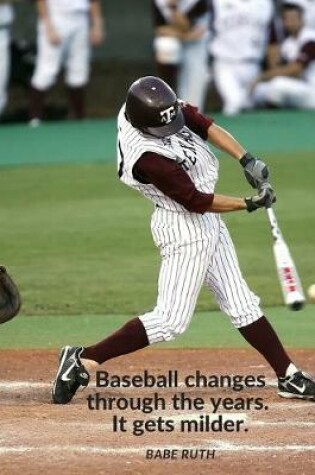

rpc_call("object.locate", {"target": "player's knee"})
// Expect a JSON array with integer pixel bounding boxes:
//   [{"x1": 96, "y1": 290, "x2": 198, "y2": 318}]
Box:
[
  {"x1": 154, "y1": 36, "x2": 182, "y2": 65},
  {"x1": 265, "y1": 78, "x2": 287, "y2": 105},
  {"x1": 139, "y1": 310, "x2": 191, "y2": 344},
  {"x1": 31, "y1": 69, "x2": 58, "y2": 90},
  {"x1": 66, "y1": 68, "x2": 89, "y2": 88},
  {"x1": 0, "y1": 93, "x2": 8, "y2": 116},
  {"x1": 252, "y1": 82, "x2": 269, "y2": 106},
  {"x1": 222, "y1": 94, "x2": 245, "y2": 116}
]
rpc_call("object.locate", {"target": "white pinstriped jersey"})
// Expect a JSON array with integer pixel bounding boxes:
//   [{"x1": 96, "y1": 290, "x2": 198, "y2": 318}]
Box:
[{"x1": 117, "y1": 104, "x2": 219, "y2": 213}]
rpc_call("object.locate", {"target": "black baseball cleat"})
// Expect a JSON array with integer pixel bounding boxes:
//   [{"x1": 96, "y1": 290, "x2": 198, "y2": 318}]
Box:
[
  {"x1": 52, "y1": 346, "x2": 90, "y2": 404},
  {"x1": 278, "y1": 371, "x2": 315, "y2": 401}
]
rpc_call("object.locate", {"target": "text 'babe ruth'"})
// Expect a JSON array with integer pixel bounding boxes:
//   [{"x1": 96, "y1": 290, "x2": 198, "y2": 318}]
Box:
[{"x1": 52, "y1": 76, "x2": 315, "y2": 405}]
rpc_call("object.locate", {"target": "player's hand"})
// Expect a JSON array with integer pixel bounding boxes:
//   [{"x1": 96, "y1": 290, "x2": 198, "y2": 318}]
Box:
[
  {"x1": 245, "y1": 183, "x2": 276, "y2": 213},
  {"x1": 90, "y1": 23, "x2": 105, "y2": 46},
  {"x1": 240, "y1": 152, "x2": 269, "y2": 189},
  {"x1": 46, "y1": 24, "x2": 61, "y2": 46},
  {"x1": 182, "y1": 25, "x2": 207, "y2": 42},
  {"x1": 167, "y1": 0, "x2": 178, "y2": 7}
]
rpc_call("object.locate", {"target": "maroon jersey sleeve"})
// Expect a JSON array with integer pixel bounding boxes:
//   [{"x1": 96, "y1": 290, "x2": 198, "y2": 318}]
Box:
[
  {"x1": 133, "y1": 152, "x2": 214, "y2": 214},
  {"x1": 297, "y1": 41, "x2": 315, "y2": 68},
  {"x1": 181, "y1": 103, "x2": 214, "y2": 140}
]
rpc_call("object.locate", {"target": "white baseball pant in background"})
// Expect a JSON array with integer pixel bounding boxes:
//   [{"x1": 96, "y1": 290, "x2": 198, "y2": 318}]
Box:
[
  {"x1": 213, "y1": 59, "x2": 260, "y2": 116},
  {"x1": 154, "y1": 35, "x2": 209, "y2": 111},
  {"x1": 0, "y1": 26, "x2": 10, "y2": 116},
  {"x1": 0, "y1": 4, "x2": 13, "y2": 117},
  {"x1": 253, "y1": 76, "x2": 315, "y2": 109},
  {"x1": 178, "y1": 37, "x2": 209, "y2": 112},
  {"x1": 31, "y1": 13, "x2": 90, "y2": 91}
]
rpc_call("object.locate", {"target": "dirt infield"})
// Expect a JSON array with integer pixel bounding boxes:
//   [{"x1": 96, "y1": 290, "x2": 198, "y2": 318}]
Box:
[{"x1": 0, "y1": 348, "x2": 314, "y2": 475}]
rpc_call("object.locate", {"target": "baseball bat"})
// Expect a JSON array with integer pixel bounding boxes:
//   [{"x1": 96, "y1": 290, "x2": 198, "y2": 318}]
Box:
[{"x1": 266, "y1": 207, "x2": 305, "y2": 311}]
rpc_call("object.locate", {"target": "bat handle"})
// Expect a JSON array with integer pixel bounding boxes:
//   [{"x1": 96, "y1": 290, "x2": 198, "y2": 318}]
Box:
[
  {"x1": 266, "y1": 207, "x2": 282, "y2": 241},
  {"x1": 266, "y1": 206, "x2": 275, "y2": 222}
]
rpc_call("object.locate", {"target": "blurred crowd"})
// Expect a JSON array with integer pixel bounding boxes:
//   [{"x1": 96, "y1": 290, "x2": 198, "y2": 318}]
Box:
[
  {"x1": 153, "y1": 0, "x2": 315, "y2": 114},
  {"x1": 0, "y1": 0, "x2": 315, "y2": 123}
]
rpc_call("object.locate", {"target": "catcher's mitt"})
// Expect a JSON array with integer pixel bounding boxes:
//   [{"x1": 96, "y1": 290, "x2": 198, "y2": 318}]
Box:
[{"x1": 0, "y1": 266, "x2": 21, "y2": 324}]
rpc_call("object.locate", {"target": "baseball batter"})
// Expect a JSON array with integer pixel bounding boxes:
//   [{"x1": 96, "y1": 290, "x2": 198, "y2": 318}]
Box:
[
  {"x1": 153, "y1": 0, "x2": 210, "y2": 111},
  {"x1": 209, "y1": 0, "x2": 277, "y2": 115},
  {"x1": 252, "y1": 1, "x2": 315, "y2": 109},
  {"x1": 52, "y1": 76, "x2": 315, "y2": 404},
  {"x1": 30, "y1": 0, "x2": 104, "y2": 123},
  {"x1": 0, "y1": 3, "x2": 14, "y2": 117}
]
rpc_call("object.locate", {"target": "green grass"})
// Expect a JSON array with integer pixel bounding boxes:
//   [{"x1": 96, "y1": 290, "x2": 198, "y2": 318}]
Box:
[
  {"x1": 0, "y1": 115, "x2": 314, "y2": 350},
  {"x1": 0, "y1": 306, "x2": 314, "y2": 349},
  {"x1": 0, "y1": 152, "x2": 314, "y2": 317}
]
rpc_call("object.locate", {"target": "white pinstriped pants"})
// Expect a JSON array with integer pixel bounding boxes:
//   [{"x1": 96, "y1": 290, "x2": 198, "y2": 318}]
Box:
[{"x1": 139, "y1": 208, "x2": 263, "y2": 344}]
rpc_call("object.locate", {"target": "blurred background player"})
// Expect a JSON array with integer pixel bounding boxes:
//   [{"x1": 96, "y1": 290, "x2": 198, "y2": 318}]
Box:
[
  {"x1": 0, "y1": 2, "x2": 14, "y2": 118},
  {"x1": 152, "y1": 0, "x2": 211, "y2": 112},
  {"x1": 209, "y1": 0, "x2": 278, "y2": 116},
  {"x1": 252, "y1": 1, "x2": 315, "y2": 110},
  {"x1": 29, "y1": 0, "x2": 104, "y2": 125}
]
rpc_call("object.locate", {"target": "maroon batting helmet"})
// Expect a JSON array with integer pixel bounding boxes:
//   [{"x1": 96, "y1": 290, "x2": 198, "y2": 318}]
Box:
[{"x1": 125, "y1": 76, "x2": 185, "y2": 138}]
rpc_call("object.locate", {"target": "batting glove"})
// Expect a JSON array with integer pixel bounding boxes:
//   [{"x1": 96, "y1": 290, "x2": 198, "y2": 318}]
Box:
[
  {"x1": 240, "y1": 152, "x2": 269, "y2": 189},
  {"x1": 245, "y1": 182, "x2": 276, "y2": 213}
]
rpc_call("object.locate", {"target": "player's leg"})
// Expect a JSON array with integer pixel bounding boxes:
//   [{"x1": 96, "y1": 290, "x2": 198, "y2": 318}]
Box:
[
  {"x1": 30, "y1": 21, "x2": 64, "y2": 123},
  {"x1": 204, "y1": 220, "x2": 315, "y2": 399},
  {"x1": 51, "y1": 318, "x2": 148, "y2": 404},
  {"x1": 153, "y1": 36, "x2": 182, "y2": 93},
  {"x1": 64, "y1": 13, "x2": 90, "y2": 119},
  {"x1": 52, "y1": 211, "x2": 216, "y2": 403},
  {"x1": 81, "y1": 237, "x2": 210, "y2": 358},
  {"x1": 253, "y1": 76, "x2": 314, "y2": 109},
  {"x1": 80, "y1": 235, "x2": 212, "y2": 361},
  {"x1": 178, "y1": 38, "x2": 209, "y2": 111},
  {"x1": 238, "y1": 62, "x2": 260, "y2": 110},
  {"x1": 212, "y1": 59, "x2": 246, "y2": 116},
  {"x1": 53, "y1": 240, "x2": 211, "y2": 403},
  {"x1": 213, "y1": 60, "x2": 259, "y2": 115},
  {"x1": 0, "y1": 28, "x2": 10, "y2": 117}
]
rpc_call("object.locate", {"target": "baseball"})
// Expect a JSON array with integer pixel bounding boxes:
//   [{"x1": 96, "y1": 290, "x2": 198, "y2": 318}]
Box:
[{"x1": 307, "y1": 284, "x2": 315, "y2": 303}]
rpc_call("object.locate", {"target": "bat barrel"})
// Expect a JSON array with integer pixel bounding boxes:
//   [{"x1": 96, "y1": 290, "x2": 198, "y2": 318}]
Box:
[{"x1": 267, "y1": 207, "x2": 305, "y2": 311}]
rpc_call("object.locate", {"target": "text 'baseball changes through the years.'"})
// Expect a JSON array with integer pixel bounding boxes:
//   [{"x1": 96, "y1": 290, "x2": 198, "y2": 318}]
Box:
[{"x1": 85, "y1": 370, "x2": 269, "y2": 437}]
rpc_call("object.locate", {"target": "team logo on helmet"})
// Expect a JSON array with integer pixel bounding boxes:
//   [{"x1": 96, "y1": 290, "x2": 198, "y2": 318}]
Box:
[{"x1": 160, "y1": 105, "x2": 176, "y2": 124}]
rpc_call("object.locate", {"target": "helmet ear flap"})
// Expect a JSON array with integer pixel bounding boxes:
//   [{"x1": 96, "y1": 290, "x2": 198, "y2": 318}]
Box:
[{"x1": 125, "y1": 76, "x2": 185, "y2": 137}]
